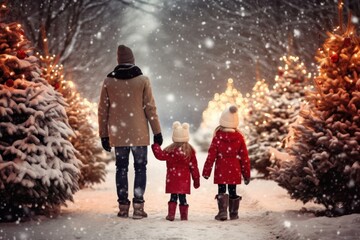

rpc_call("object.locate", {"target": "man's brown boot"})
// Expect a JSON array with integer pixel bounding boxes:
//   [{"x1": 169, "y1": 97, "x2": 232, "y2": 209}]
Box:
[
  {"x1": 133, "y1": 202, "x2": 148, "y2": 219},
  {"x1": 117, "y1": 203, "x2": 130, "y2": 218}
]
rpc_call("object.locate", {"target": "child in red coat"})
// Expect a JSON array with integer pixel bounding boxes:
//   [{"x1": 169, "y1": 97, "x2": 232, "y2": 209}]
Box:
[
  {"x1": 202, "y1": 105, "x2": 250, "y2": 221},
  {"x1": 152, "y1": 121, "x2": 200, "y2": 221}
]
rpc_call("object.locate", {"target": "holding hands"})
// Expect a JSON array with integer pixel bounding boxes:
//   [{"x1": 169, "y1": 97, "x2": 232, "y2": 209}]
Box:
[
  {"x1": 101, "y1": 137, "x2": 111, "y2": 152},
  {"x1": 153, "y1": 133, "x2": 163, "y2": 146}
]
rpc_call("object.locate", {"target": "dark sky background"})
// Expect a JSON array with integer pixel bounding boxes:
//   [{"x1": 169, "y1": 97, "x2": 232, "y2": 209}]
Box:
[
  {"x1": 5, "y1": 0, "x2": 360, "y2": 134},
  {"x1": 109, "y1": 0, "x2": 359, "y2": 134}
]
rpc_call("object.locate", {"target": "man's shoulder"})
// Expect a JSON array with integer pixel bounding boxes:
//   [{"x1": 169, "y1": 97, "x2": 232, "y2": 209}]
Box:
[
  {"x1": 135, "y1": 75, "x2": 150, "y2": 81},
  {"x1": 133, "y1": 75, "x2": 151, "y2": 85},
  {"x1": 102, "y1": 77, "x2": 116, "y2": 86},
  {"x1": 102, "y1": 75, "x2": 151, "y2": 87}
]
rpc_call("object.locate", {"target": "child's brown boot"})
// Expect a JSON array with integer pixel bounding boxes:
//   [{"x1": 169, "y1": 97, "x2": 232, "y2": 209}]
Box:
[
  {"x1": 215, "y1": 194, "x2": 228, "y2": 221},
  {"x1": 229, "y1": 196, "x2": 242, "y2": 220}
]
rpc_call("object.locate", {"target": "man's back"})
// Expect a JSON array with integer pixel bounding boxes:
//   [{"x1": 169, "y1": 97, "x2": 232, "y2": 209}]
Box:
[{"x1": 98, "y1": 75, "x2": 160, "y2": 146}]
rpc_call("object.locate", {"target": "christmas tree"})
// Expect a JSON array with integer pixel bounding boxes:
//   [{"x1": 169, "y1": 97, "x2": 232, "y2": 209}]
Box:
[
  {"x1": 0, "y1": 19, "x2": 80, "y2": 221},
  {"x1": 37, "y1": 46, "x2": 109, "y2": 188},
  {"x1": 245, "y1": 78, "x2": 272, "y2": 177},
  {"x1": 249, "y1": 54, "x2": 311, "y2": 177},
  {"x1": 270, "y1": 7, "x2": 360, "y2": 215},
  {"x1": 59, "y1": 82, "x2": 108, "y2": 188},
  {"x1": 194, "y1": 78, "x2": 249, "y2": 151}
]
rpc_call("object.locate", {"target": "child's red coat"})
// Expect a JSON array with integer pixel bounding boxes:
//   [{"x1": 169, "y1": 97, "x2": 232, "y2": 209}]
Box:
[
  {"x1": 152, "y1": 144, "x2": 200, "y2": 194},
  {"x1": 203, "y1": 130, "x2": 250, "y2": 184}
]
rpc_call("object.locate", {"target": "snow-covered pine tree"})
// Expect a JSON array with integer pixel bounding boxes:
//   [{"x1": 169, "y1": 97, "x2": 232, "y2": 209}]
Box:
[
  {"x1": 59, "y1": 82, "x2": 108, "y2": 188},
  {"x1": 270, "y1": 14, "x2": 360, "y2": 215},
  {"x1": 0, "y1": 21, "x2": 80, "y2": 221},
  {"x1": 250, "y1": 55, "x2": 310, "y2": 177},
  {"x1": 38, "y1": 49, "x2": 109, "y2": 188},
  {"x1": 245, "y1": 78, "x2": 272, "y2": 177},
  {"x1": 194, "y1": 78, "x2": 249, "y2": 151}
]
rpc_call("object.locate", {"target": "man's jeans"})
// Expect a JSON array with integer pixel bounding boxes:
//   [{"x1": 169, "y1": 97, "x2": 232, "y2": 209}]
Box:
[{"x1": 115, "y1": 146, "x2": 147, "y2": 204}]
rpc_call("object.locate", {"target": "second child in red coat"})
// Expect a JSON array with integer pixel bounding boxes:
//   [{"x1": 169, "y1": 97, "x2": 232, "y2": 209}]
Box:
[
  {"x1": 202, "y1": 105, "x2": 251, "y2": 221},
  {"x1": 152, "y1": 121, "x2": 200, "y2": 221}
]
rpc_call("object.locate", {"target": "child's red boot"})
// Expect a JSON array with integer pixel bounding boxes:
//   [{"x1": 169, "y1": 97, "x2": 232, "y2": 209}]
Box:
[
  {"x1": 179, "y1": 204, "x2": 189, "y2": 221},
  {"x1": 166, "y1": 201, "x2": 177, "y2": 221}
]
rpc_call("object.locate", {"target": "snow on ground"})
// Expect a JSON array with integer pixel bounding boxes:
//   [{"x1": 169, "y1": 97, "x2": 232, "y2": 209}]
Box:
[{"x1": 1, "y1": 140, "x2": 360, "y2": 240}]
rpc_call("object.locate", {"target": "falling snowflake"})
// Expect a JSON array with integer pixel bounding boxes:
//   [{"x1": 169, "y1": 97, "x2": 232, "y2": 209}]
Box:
[
  {"x1": 95, "y1": 31, "x2": 102, "y2": 39},
  {"x1": 19, "y1": 232, "x2": 29, "y2": 240},
  {"x1": 294, "y1": 29, "x2": 301, "y2": 37},
  {"x1": 134, "y1": 187, "x2": 143, "y2": 197},
  {"x1": 352, "y1": 16, "x2": 359, "y2": 24},
  {"x1": 110, "y1": 125, "x2": 118, "y2": 133},
  {"x1": 204, "y1": 37, "x2": 215, "y2": 49},
  {"x1": 284, "y1": 220, "x2": 291, "y2": 228},
  {"x1": 166, "y1": 94, "x2": 175, "y2": 102},
  {"x1": 225, "y1": 60, "x2": 231, "y2": 69}
]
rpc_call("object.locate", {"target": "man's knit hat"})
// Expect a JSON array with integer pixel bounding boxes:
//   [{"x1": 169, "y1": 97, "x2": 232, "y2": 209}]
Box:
[
  {"x1": 172, "y1": 121, "x2": 190, "y2": 142},
  {"x1": 219, "y1": 105, "x2": 239, "y2": 128},
  {"x1": 117, "y1": 45, "x2": 135, "y2": 64}
]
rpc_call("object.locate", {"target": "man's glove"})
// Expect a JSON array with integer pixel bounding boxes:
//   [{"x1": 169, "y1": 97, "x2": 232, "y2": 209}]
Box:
[
  {"x1": 153, "y1": 133, "x2": 163, "y2": 146},
  {"x1": 193, "y1": 178, "x2": 200, "y2": 189},
  {"x1": 101, "y1": 137, "x2": 111, "y2": 152},
  {"x1": 244, "y1": 178, "x2": 250, "y2": 185}
]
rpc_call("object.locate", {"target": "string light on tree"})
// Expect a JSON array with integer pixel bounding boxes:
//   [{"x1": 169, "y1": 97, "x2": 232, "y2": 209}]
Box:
[
  {"x1": 247, "y1": 53, "x2": 311, "y2": 178},
  {"x1": 244, "y1": 77, "x2": 273, "y2": 177},
  {"x1": 270, "y1": 1, "x2": 360, "y2": 215},
  {"x1": 37, "y1": 46, "x2": 109, "y2": 188},
  {"x1": 0, "y1": 18, "x2": 80, "y2": 221},
  {"x1": 194, "y1": 78, "x2": 249, "y2": 151}
]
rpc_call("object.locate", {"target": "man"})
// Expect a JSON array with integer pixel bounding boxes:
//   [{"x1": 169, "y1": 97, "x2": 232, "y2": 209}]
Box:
[{"x1": 98, "y1": 45, "x2": 163, "y2": 219}]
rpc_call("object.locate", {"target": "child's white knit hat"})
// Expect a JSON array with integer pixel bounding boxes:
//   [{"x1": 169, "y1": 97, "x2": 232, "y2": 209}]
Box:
[
  {"x1": 219, "y1": 105, "x2": 239, "y2": 128},
  {"x1": 172, "y1": 121, "x2": 190, "y2": 142}
]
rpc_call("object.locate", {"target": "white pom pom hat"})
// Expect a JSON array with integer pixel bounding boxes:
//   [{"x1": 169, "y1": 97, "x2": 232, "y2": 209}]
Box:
[
  {"x1": 219, "y1": 105, "x2": 239, "y2": 128},
  {"x1": 172, "y1": 121, "x2": 190, "y2": 142}
]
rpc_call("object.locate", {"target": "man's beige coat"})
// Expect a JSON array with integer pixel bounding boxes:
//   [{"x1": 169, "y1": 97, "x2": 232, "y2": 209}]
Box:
[{"x1": 98, "y1": 75, "x2": 161, "y2": 146}]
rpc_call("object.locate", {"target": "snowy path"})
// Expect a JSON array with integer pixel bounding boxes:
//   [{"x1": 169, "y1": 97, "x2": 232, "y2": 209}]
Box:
[{"x1": 1, "y1": 151, "x2": 360, "y2": 240}]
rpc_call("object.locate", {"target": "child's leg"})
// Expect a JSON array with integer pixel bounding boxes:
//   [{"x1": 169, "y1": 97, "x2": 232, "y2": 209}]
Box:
[
  {"x1": 179, "y1": 194, "x2": 188, "y2": 220},
  {"x1": 178, "y1": 194, "x2": 187, "y2": 206},
  {"x1": 167, "y1": 194, "x2": 178, "y2": 221},
  {"x1": 228, "y1": 185, "x2": 241, "y2": 220},
  {"x1": 170, "y1": 193, "x2": 178, "y2": 203},
  {"x1": 218, "y1": 184, "x2": 226, "y2": 194},
  {"x1": 227, "y1": 184, "x2": 237, "y2": 199}
]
